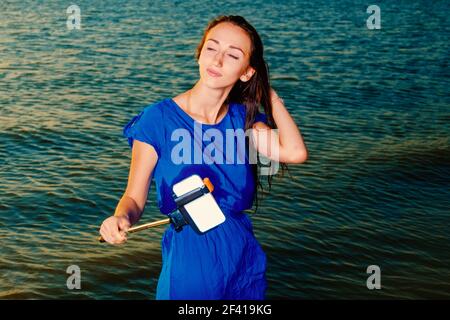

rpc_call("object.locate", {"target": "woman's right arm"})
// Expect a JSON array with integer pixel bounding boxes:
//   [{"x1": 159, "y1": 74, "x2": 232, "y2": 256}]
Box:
[{"x1": 100, "y1": 140, "x2": 159, "y2": 244}]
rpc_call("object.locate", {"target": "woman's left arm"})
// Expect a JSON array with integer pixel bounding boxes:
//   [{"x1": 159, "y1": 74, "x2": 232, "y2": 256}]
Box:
[{"x1": 252, "y1": 88, "x2": 308, "y2": 164}]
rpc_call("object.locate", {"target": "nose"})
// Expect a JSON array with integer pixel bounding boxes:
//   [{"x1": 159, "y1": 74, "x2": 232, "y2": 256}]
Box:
[{"x1": 212, "y1": 51, "x2": 224, "y2": 67}]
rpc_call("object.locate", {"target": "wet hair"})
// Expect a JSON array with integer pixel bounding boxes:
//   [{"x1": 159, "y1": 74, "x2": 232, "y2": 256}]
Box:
[{"x1": 195, "y1": 15, "x2": 288, "y2": 213}]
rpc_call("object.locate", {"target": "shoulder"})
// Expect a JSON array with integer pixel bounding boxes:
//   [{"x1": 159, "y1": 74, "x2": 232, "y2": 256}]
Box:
[
  {"x1": 123, "y1": 99, "x2": 171, "y2": 151},
  {"x1": 143, "y1": 98, "x2": 170, "y2": 112},
  {"x1": 124, "y1": 99, "x2": 169, "y2": 133},
  {"x1": 139, "y1": 98, "x2": 172, "y2": 120}
]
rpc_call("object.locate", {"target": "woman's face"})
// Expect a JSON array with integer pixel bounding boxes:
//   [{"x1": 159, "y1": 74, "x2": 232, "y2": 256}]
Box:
[{"x1": 198, "y1": 22, "x2": 255, "y2": 89}]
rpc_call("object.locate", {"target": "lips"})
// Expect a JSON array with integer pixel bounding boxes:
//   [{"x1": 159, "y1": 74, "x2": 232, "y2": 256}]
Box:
[{"x1": 207, "y1": 68, "x2": 222, "y2": 77}]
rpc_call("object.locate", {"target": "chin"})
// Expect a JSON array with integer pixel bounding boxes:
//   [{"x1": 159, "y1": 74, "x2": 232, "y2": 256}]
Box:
[
  {"x1": 201, "y1": 76, "x2": 230, "y2": 89},
  {"x1": 199, "y1": 68, "x2": 237, "y2": 87}
]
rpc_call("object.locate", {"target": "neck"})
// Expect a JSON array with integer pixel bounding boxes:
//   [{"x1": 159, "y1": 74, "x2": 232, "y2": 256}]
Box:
[{"x1": 187, "y1": 81, "x2": 233, "y2": 124}]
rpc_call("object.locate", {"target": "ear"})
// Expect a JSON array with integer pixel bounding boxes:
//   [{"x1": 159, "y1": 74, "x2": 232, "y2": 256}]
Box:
[{"x1": 240, "y1": 67, "x2": 256, "y2": 82}]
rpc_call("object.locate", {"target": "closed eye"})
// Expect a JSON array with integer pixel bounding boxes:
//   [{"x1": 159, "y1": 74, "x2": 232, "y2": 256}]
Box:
[{"x1": 207, "y1": 47, "x2": 239, "y2": 60}]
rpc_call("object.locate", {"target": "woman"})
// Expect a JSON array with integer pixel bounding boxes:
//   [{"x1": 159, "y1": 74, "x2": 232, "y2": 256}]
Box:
[{"x1": 99, "y1": 15, "x2": 308, "y2": 300}]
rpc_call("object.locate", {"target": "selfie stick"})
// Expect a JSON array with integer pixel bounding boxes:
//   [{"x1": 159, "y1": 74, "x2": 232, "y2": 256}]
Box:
[{"x1": 98, "y1": 177, "x2": 214, "y2": 243}]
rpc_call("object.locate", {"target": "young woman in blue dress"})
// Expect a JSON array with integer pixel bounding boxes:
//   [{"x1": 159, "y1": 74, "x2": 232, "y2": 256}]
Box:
[{"x1": 99, "y1": 15, "x2": 308, "y2": 299}]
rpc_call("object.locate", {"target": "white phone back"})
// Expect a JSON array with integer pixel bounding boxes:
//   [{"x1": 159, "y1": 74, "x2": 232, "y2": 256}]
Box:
[{"x1": 172, "y1": 175, "x2": 226, "y2": 233}]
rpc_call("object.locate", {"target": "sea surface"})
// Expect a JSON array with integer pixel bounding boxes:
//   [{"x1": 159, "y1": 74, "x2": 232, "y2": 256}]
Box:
[{"x1": 0, "y1": 0, "x2": 449, "y2": 299}]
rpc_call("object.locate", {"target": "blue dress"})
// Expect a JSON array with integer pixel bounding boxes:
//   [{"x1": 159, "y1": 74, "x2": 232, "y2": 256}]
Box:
[{"x1": 123, "y1": 98, "x2": 268, "y2": 300}]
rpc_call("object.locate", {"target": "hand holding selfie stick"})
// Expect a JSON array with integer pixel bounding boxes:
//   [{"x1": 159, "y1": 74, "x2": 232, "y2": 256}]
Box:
[
  {"x1": 98, "y1": 177, "x2": 216, "y2": 243},
  {"x1": 98, "y1": 218, "x2": 170, "y2": 243}
]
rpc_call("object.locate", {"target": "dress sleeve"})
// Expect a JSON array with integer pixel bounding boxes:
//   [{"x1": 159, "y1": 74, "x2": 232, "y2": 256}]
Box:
[{"x1": 123, "y1": 105, "x2": 164, "y2": 157}]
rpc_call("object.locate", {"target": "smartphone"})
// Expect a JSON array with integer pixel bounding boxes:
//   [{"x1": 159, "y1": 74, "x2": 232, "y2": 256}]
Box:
[{"x1": 172, "y1": 174, "x2": 226, "y2": 233}]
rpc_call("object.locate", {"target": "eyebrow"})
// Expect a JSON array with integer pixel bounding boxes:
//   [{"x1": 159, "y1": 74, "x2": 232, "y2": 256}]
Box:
[{"x1": 206, "y1": 38, "x2": 245, "y2": 55}]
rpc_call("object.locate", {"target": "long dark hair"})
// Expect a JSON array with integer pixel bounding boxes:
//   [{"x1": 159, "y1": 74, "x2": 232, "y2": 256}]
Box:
[{"x1": 195, "y1": 15, "x2": 288, "y2": 213}]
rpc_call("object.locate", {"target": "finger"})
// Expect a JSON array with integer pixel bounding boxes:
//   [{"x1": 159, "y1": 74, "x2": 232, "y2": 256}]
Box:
[
  {"x1": 101, "y1": 226, "x2": 115, "y2": 243},
  {"x1": 112, "y1": 233, "x2": 127, "y2": 245},
  {"x1": 119, "y1": 231, "x2": 128, "y2": 243},
  {"x1": 103, "y1": 223, "x2": 121, "y2": 243},
  {"x1": 113, "y1": 224, "x2": 129, "y2": 243},
  {"x1": 100, "y1": 229, "x2": 114, "y2": 244},
  {"x1": 102, "y1": 220, "x2": 126, "y2": 244},
  {"x1": 110, "y1": 230, "x2": 123, "y2": 244},
  {"x1": 100, "y1": 220, "x2": 121, "y2": 244},
  {"x1": 118, "y1": 218, "x2": 131, "y2": 232}
]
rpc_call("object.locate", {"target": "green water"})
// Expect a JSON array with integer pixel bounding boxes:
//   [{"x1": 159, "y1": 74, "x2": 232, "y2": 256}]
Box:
[{"x1": 0, "y1": 0, "x2": 449, "y2": 299}]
